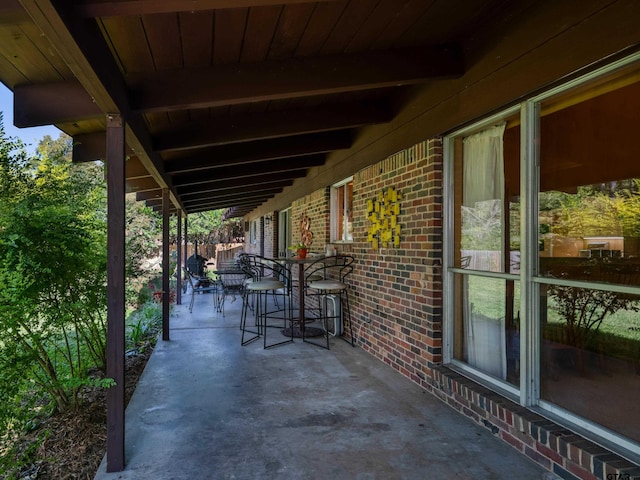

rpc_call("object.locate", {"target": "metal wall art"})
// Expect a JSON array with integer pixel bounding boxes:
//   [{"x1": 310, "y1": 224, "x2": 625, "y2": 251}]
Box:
[{"x1": 367, "y1": 187, "x2": 402, "y2": 249}]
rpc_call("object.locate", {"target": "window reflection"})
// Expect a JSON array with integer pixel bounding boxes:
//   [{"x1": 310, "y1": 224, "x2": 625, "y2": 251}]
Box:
[
  {"x1": 539, "y1": 181, "x2": 640, "y2": 286},
  {"x1": 453, "y1": 275, "x2": 520, "y2": 386},
  {"x1": 540, "y1": 284, "x2": 640, "y2": 443},
  {"x1": 537, "y1": 62, "x2": 640, "y2": 443}
]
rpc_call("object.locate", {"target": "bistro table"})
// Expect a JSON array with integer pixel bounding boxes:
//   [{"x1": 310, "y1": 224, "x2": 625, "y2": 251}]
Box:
[{"x1": 275, "y1": 255, "x2": 326, "y2": 338}]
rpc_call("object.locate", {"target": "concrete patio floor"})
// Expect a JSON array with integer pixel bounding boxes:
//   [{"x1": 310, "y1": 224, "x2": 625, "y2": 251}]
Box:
[{"x1": 94, "y1": 290, "x2": 548, "y2": 480}]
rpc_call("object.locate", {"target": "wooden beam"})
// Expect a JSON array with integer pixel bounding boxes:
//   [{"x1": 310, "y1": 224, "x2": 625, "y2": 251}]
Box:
[
  {"x1": 189, "y1": 203, "x2": 257, "y2": 214},
  {"x1": 151, "y1": 205, "x2": 178, "y2": 213},
  {"x1": 181, "y1": 188, "x2": 283, "y2": 206},
  {"x1": 170, "y1": 154, "x2": 325, "y2": 187},
  {"x1": 143, "y1": 198, "x2": 163, "y2": 208},
  {"x1": 154, "y1": 103, "x2": 390, "y2": 152},
  {"x1": 183, "y1": 215, "x2": 188, "y2": 270},
  {"x1": 129, "y1": 47, "x2": 463, "y2": 113},
  {"x1": 179, "y1": 185, "x2": 284, "y2": 203},
  {"x1": 186, "y1": 197, "x2": 269, "y2": 212},
  {"x1": 184, "y1": 201, "x2": 271, "y2": 213},
  {"x1": 73, "y1": 131, "x2": 136, "y2": 163},
  {"x1": 135, "y1": 189, "x2": 162, "y2": 201},
  {"x1": 162, "y1": 188, "x2": 170, "y2": 341},
  {"x1": 105, "y1": 113, "x2": 125, "y2": 472},
  {"x1": 125, "y1": 156, "x2": 150, "y2": 180},
  {"x1": 175, "y1": 169, "x2": 306, "y2": 194},
  {"x1": 13, "y1": 80, "x2": 101, "y2": 127},
  {"x1": 73, "y1": 132, "x2": 107, "y2": 163},
  {"x1": 176, "y1": 209, "x2": 182, "y2": 305},
  {"x1": 0, "y1": 0, "x2": 31, "y2": 24},
  {"x1": 178, "y1": 178, "x2": 294, "y2": 197},
  {"x1": 77, "y1": 0, "x2": 339, "y2": 18},
  {"x1": 163, "y1": 131, "x2": 352, "y2": 174},
  {"x1": 126, "y1": 177, "x2": 160, "y2": 193}
]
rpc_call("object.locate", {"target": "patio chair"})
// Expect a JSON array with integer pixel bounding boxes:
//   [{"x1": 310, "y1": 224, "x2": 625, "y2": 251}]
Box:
[
  {"x1": 240, "y1": 257, "x2": 293, "y2": 349},
  {"x1": 183, "y1": 268, "x2": 218, "y2": 313},
  {"x1": 215, "y1": 268, "x2": 247, "y2": 316},
  {"x1": 304, "y1": 255, "x2": 356, "y2": 349}
]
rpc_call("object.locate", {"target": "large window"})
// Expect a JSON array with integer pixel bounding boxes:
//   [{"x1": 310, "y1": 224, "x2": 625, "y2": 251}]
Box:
[
  {"x1": 331, "y1": 178, "x2": 353, "y2": 242},
  {"x1": 536, "y1": 61, "x2": 640, "y2": 445},
  {"x1": 446, "y1": 54, "x2": 640, "y2": 454}
]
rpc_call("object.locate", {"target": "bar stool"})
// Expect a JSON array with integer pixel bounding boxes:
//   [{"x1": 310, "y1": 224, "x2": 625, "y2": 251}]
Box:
[
  {"x1": 305, "y1": 255, "x2": 355, "y2": 349},
  {"x1": 240, "y1": 258, "x2": 293, "y2": 349}
]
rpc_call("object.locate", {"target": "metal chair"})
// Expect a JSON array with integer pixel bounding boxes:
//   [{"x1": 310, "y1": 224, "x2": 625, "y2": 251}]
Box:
[
  {"x1": 215, "y1": 267, "x2": 247, "y2": 316},
  {"x1": 304, "y1": 255, "x2": 356, "y2": 349},
  {"x1": 183, "y1": 268, "x2": 218, "y2": 313},
  {"x1": 240, "y1": 257, "x2": 293, "y2": 349}
]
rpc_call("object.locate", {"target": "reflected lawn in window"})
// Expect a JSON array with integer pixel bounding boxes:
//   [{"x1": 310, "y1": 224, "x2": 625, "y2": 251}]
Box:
[{"x1": 541, "y1": 284, "x2": 640, "y2": 443}]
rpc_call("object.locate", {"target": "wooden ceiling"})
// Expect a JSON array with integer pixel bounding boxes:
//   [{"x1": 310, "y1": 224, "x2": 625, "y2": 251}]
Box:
[{"x1": 1, "y1": 0, "x2": 510, "y2": 216}]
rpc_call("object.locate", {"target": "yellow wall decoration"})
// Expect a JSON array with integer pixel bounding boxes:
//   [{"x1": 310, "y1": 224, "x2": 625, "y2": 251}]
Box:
[{"x1": 367, "y1": 186, "x2": 402, "y2": 249}]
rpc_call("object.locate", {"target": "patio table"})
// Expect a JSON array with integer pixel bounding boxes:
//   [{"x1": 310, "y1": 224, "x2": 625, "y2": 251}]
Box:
[{"x1": 275, "y1": 255, "x2": 326, "y2": 338}]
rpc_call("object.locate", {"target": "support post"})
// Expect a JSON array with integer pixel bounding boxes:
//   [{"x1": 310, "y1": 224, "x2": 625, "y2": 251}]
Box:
[
  {"x1": 184, "y1": 215, "x2": 188, "y2": 271},
  {"x1": 176, "y1": 210, "x2": 182, "y2": 305},
  {"x1": 162, "y1": 188, "x2": 170, "y2": 341},
  {"x1": 106, "y1": 113, "x2": 125, "y2": 472}
]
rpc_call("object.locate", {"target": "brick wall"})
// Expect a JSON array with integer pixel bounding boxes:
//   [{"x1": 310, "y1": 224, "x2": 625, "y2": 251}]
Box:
[
  {"x1": 350, "y1": 139, "x2": 443, "y2": 385},
  {"x1": 291, "y1": 188, "x2": 329, "y2": 254}
]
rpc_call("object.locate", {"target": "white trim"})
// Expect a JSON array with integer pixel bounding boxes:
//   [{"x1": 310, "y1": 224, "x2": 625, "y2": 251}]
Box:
[
  {"x1": 530, "y1": 50, "x2": 640, "y2": 104},
  {"x1": 442, "y1": 137, "x2": 454, "y2": 364},
  {"x1": 330, "y1": 176, "x2": 354, "y2": 243},
  {"x1": 449, "y1": 360, "x2": 520, "y2": 400},
  {"x1": 520, "y1": 100, "x2": 540, "y2": 407}
]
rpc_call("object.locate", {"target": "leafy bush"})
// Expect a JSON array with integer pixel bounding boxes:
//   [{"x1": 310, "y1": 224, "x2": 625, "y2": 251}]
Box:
[
  {"x1": 0, "y1": 127, "x2": 107, "y2": 419},
  {"x1": 126, "y1": 302, "x2": 162, "y2": 352}
]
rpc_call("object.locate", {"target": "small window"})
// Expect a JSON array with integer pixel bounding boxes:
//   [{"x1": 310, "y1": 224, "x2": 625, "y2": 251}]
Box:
[
  {"x1": 249, "y1": 220, "x2": 257, "y2": 244},
  {"x1": 331, "y1": 178, "x2": 353, "y2": 242}
]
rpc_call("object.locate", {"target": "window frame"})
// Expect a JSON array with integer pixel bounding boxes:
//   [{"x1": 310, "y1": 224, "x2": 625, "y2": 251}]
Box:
[
  {"x1": 249, "y1": 219, "x2": 258, "y2": 245},
  {"x1": 331, "y1": 177, "x2": 354, "y2": 243}
]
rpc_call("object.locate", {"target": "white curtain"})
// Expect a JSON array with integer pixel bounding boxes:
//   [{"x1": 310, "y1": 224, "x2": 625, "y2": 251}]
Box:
[
  {"x1": 462, "y1": 124, "x2": 507, "y2": 380},
  {"x1": 463, "y1": 124, "x2": 506, "y2": 207}
]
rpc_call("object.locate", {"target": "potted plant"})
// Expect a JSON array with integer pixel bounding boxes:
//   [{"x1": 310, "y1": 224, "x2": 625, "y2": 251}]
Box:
[{"x1": 288, "y1": 242, "x2": 309, "y2": 259}]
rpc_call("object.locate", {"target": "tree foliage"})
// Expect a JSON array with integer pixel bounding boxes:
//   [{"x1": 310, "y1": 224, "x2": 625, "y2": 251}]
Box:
[
  {"x1": 542, "y1": 181, "x2": 640, "y2": 239},
  {"x1": 170, "y1": 210, "x2": 244, "y2": 245},
  {"x1": 0, "y1": 121, "x2": 108, "y2": 433}
]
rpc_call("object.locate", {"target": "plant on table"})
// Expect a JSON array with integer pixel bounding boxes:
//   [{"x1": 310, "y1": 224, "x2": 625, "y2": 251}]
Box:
[{"x1": 288, "y1": 242, "x2": 309, "y2": 258}]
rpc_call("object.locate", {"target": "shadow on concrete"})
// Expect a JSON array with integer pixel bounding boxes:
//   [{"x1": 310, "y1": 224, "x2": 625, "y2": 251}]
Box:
[{"x1": 94, "y1": 290, "x2": 547, "y2": 479}]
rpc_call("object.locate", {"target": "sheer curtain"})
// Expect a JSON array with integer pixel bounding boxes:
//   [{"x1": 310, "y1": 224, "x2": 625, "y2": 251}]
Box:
[
  {"x1": 463, "y1": 124, "x2": 506, "y2": 208},
  {"x1": 462, "y1": 123, "x2": 507, "y2": 380}
]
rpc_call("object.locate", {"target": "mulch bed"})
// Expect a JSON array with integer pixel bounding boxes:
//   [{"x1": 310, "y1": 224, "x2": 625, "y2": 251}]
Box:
[{"x1": 12, "y1": 347, "x2": 152, "y2": 480}]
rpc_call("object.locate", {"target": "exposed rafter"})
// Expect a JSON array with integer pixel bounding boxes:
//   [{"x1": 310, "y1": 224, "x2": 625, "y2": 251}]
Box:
[
  {"x1": 153, "y1": 102, "x2": 391, "y2": 152},
  {"x1": 170, "y1": 154, "x2": 325, "y2": 187},
  {"x1": 13, "y1": 80, "x2": 101, "y2": 127},
  {"x1": 176, "y1": 173, "x2": 299, "y2": 196},
  {"x1": 163, "y1": 131, "x2": 351, "y2": 174},
  {"x1": 128, "y1": 47, "x2": 463, "y2": 113},
  {"x1": 76, "y1": 0, "x2": 339, "y2": 18}
]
